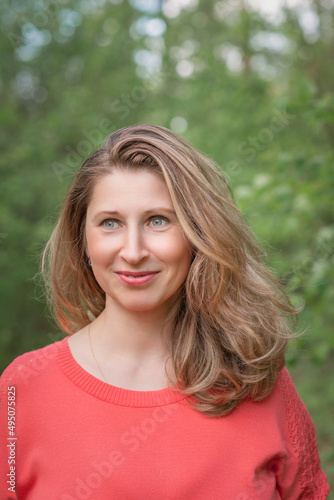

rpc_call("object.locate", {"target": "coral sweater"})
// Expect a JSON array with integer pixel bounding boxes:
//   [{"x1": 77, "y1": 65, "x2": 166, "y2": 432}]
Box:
[{"x1": 0, "y1": 337, "x2": 330, "y2": 500}]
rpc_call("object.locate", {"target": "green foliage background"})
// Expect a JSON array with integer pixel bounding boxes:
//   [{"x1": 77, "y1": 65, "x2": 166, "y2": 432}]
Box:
[{"x1": 0, "y1": 0, "x2": 333, "y2": 488}]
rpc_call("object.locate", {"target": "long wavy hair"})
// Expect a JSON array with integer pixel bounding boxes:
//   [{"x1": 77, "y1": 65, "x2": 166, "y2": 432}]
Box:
[{"x1": 41, "y1": 123, "x2": 300, "y2": 416}]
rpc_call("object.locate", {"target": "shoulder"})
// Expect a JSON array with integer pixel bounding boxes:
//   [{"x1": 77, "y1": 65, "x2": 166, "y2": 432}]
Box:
[
  {"x1": 269, "y1": 366, "x2": 313, "y2": 423},
  {"x1": 253, "y1": 367, "x2": 317, "y2": 435},
  {"x1": 272, "y1": 366, "x2": 321, "y2": 452},
  {"x1": 235, "y1": 367, "x2": 318, "y2": 458},
  {"x1": 270, "y1": 366, "x2": 302, "y2": 406},
  {"x1": 0, "y1": 337, "x2": 67, "y2": 391},
  {"x1": 237, "y1": 367, "x2": 305, "y2": 420}
]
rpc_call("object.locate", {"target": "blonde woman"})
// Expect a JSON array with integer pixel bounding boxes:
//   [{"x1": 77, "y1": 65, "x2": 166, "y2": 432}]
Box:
[{"x1": 0, "y1": 124, "x2": 329, "y2": 499}]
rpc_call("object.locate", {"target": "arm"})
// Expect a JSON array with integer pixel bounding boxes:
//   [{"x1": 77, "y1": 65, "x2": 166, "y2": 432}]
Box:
[{"x1": 274, "y1": 368, "x2": 330, "y2": 499}]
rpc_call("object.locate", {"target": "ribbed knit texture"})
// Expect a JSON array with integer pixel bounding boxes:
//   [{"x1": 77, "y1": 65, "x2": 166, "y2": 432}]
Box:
[{"x1": 0, "y1": 337, "x2": 330, "y2": 500}]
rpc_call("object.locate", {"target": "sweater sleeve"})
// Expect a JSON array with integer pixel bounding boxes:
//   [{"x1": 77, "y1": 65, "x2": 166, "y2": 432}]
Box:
[
  {"x1": 273, "y1": 368, "x2": 330, "y2": 499},
  {"x1": 0, "y1": 355, "x2": 28, "y2": 500}
]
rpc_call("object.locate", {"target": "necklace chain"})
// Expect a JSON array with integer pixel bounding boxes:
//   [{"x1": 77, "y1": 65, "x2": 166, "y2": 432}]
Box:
[{"x1": 88, "y1": 323, "x2": 109, "y2": 384}]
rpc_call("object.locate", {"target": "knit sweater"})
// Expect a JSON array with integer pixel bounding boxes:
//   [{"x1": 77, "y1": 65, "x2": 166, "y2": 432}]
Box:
[{"x1": 0, "y1": 337, "x2": 330, "y2": 500}]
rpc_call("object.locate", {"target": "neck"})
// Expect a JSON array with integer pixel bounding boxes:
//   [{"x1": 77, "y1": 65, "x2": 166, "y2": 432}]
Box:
[{"x1": 92, "y1": 296, "x2": 177, "y2": 361}]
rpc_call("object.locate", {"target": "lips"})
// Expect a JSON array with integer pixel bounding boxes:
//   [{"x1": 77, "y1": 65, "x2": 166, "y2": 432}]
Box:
[
  {"x1": 116, "y1": 271, "x2": 159, "y2": 277},
  {"x1": 115, "y1": 271, "x2": 160, "y2": 286}
]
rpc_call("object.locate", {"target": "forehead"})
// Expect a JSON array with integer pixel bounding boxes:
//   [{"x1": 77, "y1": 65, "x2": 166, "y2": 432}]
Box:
[{"x1": 87, "y1": 170, "x2": 174, "y2": 213}]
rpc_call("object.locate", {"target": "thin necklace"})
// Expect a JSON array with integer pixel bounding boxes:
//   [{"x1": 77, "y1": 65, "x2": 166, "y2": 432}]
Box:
[{"x1": 88, "y1": 323, "x2": 109, "y2": 384}]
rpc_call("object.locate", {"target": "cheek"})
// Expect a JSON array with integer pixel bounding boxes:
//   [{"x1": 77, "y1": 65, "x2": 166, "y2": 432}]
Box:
[
  {"x1": 86, "y1": 232, "x2": 116, "y2": 263},
  {"x1": 162, "y1": 234, "x2": 192, "y2": 275}
]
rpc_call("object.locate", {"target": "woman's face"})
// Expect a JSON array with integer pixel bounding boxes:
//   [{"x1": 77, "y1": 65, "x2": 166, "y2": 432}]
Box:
[{"x1": 85, "y1": 169, "x2": 192, "y2": 315}]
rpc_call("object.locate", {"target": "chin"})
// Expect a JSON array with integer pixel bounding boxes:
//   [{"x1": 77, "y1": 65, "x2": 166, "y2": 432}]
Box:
[{"x1": 118, "y1": 298, "x2": 166, "y2": 314}]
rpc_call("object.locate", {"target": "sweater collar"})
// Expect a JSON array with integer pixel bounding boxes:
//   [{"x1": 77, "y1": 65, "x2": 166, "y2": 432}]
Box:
[{"x1": 56, "y1": 336, "x2": 187, "y2": 408}]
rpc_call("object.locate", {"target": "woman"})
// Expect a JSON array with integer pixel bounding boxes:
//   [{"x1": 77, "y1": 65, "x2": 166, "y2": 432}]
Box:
[{"x1": 0, "y1": 124, "x2": 329, "y2": 499}]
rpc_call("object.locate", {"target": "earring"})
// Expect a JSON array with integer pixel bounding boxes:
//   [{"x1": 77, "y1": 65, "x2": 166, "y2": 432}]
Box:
[{"x1": 88, "y1": 260, "x2": 92, "y2": 266}]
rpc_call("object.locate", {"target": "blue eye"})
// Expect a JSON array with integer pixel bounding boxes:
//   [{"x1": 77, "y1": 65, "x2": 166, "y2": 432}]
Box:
[
  {"x1": 151, "y1": 217, "x2": 167, "y2": 227},
  {"x1": 103, "y1": 220, "x2": 118, "y2": 229}
]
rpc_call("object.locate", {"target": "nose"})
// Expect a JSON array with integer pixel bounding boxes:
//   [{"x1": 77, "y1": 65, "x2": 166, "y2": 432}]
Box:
[{"x1": 119, "y1": 226, "x2": 149, "y2": 264}]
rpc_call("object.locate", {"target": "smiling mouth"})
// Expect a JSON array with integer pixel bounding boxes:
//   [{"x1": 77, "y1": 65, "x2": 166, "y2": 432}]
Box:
[{"x1": 115, "y1": 272, "x2": 159, "y2": 285}]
